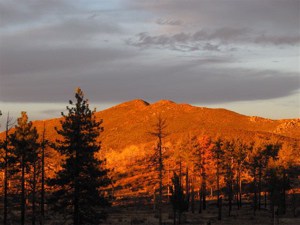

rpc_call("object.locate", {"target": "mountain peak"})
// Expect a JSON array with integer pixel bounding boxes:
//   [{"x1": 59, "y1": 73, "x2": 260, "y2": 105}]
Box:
[
  {"x1": 113, "y1": 99, "x2": 150, "y2": 109},
  {"x1": 152, "y1": 99, "x2": 176, "y2": 106}
]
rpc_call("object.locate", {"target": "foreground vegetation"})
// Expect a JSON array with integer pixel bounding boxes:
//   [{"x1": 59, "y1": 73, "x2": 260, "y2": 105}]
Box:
[{"x1": 0, "y1": 89, "x2": 299, "y2": 225}]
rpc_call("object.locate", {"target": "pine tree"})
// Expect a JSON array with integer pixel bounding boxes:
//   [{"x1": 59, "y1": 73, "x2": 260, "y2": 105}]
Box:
[
  {"x1": 40, "y1": 123, "x2": 47, "y2": 225},
  {"x1": 221, "y1": 140, "x2": 235, "y2": 217},
  {"x1": 9, "y1": 112, "x2": 39, "y2": 225},
  {"x1": 211, "y1": 137, "x2": 224, "y2": 220},
  {"x1": 1, "y1": 112, "x2": 14, "y2": 225},
  {"x1": 48, "y1": 88, "x2": 111, "y2": 224},
  {"x1": 149, "y1": 115, "x2": 167, "y2": 225},
  {"x1": 232, "y1": 139, "x2": 248, "y2": 209}
]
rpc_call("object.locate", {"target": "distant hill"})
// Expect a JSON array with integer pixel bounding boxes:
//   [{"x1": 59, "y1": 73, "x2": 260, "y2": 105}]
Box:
[{"x1": 1, "y1": 99, "x2": 299, "y2": 200}]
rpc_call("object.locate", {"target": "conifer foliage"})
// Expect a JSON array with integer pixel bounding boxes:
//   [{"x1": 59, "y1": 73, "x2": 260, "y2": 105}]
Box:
[
  {"x1": 49, "y1": 88, "x2": 111, "y2": 224},
  {"x1": 9, "y1": 112, "x2": 39, "y2": 225}
]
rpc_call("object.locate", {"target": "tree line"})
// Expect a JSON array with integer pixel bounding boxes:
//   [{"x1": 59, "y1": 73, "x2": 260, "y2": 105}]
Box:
[
  {"x1": 0, "y1": 89, "x2": 299, "y2": 225},
  {"x1": 0, "y1": 88, "x2": 111, "y2": 225},
  {"x1": 155, "y1": 130, "x2": 299, "y2": 224}
]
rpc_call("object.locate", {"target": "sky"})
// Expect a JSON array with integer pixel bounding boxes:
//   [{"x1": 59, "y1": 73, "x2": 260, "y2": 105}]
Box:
[{"x1": 0, "y1": 0, "x2": 299, "y2": 127}]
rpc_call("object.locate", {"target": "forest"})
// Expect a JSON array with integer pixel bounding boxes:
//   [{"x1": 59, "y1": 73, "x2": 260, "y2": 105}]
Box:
[{"x1": 0, "y1": 89, "x2": 299, "y2": 225}]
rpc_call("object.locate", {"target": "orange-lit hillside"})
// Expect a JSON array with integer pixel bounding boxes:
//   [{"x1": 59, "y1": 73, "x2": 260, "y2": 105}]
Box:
[{"x1": 1, "y1": 99, "x2": 299, "y2": 202}]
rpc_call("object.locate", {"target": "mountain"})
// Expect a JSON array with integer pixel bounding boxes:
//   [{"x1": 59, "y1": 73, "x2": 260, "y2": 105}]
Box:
[
  {"x1": 21, "y1": 99, "x2": 299, "y2": 155},
  {"x1": 1, "y1": 99, "x2": 299, "y2": 200}
]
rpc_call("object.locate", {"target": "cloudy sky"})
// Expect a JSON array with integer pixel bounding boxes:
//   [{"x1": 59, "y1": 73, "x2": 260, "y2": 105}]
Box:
[{"x1": 0, "y1": 0, "x2": 299, "y2": 126}]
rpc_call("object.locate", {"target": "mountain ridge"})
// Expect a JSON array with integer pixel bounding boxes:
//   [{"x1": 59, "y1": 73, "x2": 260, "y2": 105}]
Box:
[
  {"x1": 1, "y1": 99, "x2": 299, "y2": 200},
  {"x1": 2, "y1": 99, "x2": 299, "y2": 144}
]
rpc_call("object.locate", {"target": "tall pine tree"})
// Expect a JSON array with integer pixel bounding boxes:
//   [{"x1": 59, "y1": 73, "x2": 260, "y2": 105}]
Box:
[
  {"x1": 49, "y1": 88, "x2": 110, "y2": 224},
  {"x1": 9, "y1": 112, "x2": 39, "y2": 225}
]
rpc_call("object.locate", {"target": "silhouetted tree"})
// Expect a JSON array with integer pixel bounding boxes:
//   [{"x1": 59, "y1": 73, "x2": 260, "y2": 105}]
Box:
[
  {"x1": 221, "y1": 140, "x2": 235, "y2": 216},
  {"x1": 170, "y1": 172, "x2": 188, "y2": 225},
  {"x1": 40, "y1": 123, "x2": 47, "y2": 225},
  {"x1": 174, "y1": 134, "x2": 195, "y2": 211},
  {"x1": 1, "y1": 112, "x2": 14, "y2": 225},
  {"x1": 232, "y1": 139, "x2": 248, "y2": 209},
  {"x1": 211, "y1": 137, "x2": 224, "y2": 220},
  {"x1": 48, "y1": 88, "x2": 111, "y2": 224},
  {"x1": 247, "y1": 140, "x2": 280, "y2": 214},
  {"x1": 266, "y1": 143, "x2": 297, "y2": 216},
  {"x1": 9, "y1": 112, "x2": 39, "y2": 225},
  {"x1": 149, "y1": 115, "x2": 167, "y2": 225}
]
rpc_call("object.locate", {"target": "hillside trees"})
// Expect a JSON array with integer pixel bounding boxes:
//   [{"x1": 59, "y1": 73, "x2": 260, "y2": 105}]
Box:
[
  {"x1": 232, "y1": 139, "x2": 248, "y2": 209},
  {"x1": 247, "y1": 140, "x2": 280, "y2": 213},
  {"x1": 193, "y1": 135, "x2": 214, "y2": 213},
  {"x1": 9, "y1": 112, "x2": 40, "y2": 225},
  {"x1": 173, "y1": 134, "x2": 195, "y2": 212},
  {"x1": 266, "y1": 142, "x2": 299, "y2": 216},
  {"x1": 48, "y1": 88, "x2": 111, "y2": 224}
]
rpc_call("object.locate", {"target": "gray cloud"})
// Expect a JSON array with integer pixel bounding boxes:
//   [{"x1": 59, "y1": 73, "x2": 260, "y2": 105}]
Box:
[
  {"x1": 156, "y1": 18, "x2": 183, "y2": 26},
  {"x1": 125, "y1": 0, "x2": 300, "y2": 33},
  {"x1": 0, "y1": 0, "x2": 73, "y2": 27},
  {"x1": 0, "y1": 46, "x2": 136, "y2": 77},
  {"x1": 254, "y1": 35, "x2": 300, "y2": 46},
  {"x1": 127, "y1": 28, "x2": 300, "y2": 52},
  {"x1": 0, "y1": 0, "x2": 299, "y2": 120},
  {"x1": 1, "y1": 56, "x2": 299, "y2": 104}
]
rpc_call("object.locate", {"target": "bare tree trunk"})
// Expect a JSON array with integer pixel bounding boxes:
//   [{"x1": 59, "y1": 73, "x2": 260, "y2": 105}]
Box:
[
  {"x1": 32, "y1": 160, "x2": 36, "y2": 225},
  {"x1": 228, "y1": 182, "x2": 232, "y2": 216},
  {"x1": 199, "y1": 186, "x2": 202, "y2": 214},
  {"x1": 217, "y1": 175, "x2": 220, "y2": 207},
  {"x1": 202, "y1": 174, "x2": 206, "y2": 210},
  {"x1": 40, "y1": 123, "x2": 46, "y2": 225},
  {"x1": 258, "y1": 166, "x2": 262, "y2": 210},
  {"x1": 21, "y1": 154, "x2": 26, "y2": 225},
  {"x1": 4, "y1": 138, "x2": 8, "y2": 225},
  {"x1": 292, "y1": 191, "x2": 296, "y2": 217},
  {"x1": 74, "y1": 148, "x2": 79, "y2": 225},
  {"x1": 253, "y1": 173, "x2": 257, "y2": 215},
  {"x1": 216, "y1": 155, "x2": 220, "y2": 209},
  {"x1": 158, "y1": 137, "x2": 163, "y2": 225},
  {"x1": 185, "y1": 167, "x2": 189, "y2": 211},
  {"x1": 282, "y1": 170, "x2": 286, "y2": 214},
  {"x1": 3, "y1": 113, "x2": 13, "y2": 225},
  {"x1": 149, "y1": 115, "x2": 167, "y2": 225},
  {"x1": 239, "y1": 174, "x2": 242, "y2": 208},
  {"x1": 191, "y1": 175, "x2": 195, "y2": 213},
  {"x1": 236, "y1": 169, "x2": 240, "y2": 209}
]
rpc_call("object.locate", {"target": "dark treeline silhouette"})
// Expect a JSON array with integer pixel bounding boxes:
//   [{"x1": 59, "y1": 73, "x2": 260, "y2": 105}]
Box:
[
  {"x1": 0, "y1": 92, "x2": 299, "y2": 225},
  {"x1": 0, "y1": 89, "x2": 111, "y2": 225}
]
